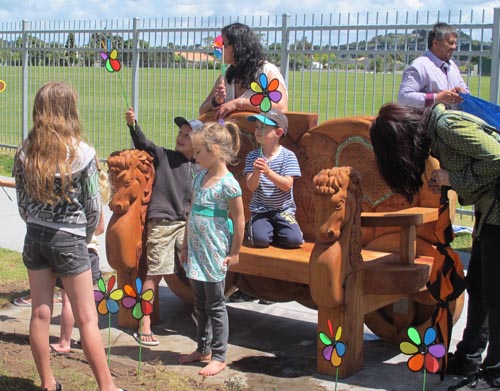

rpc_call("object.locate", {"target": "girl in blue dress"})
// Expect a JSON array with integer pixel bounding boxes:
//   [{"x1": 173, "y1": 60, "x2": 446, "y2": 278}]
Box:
[{"x1": 179, "y1": 121, "x2": 245, "y2": 376}]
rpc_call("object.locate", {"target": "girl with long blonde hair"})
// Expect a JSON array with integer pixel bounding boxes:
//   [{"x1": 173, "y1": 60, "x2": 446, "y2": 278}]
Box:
[{"x1": 14, "y1": 82, "x2": 125, "y2": 391}]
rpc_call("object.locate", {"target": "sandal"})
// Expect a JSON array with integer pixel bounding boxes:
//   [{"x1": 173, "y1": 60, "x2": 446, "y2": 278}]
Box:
[
  {"x1": 42, "y1": 381, "x2": 62, "y2": 391},
  {"x1": 133, "y1": 332, "x2": 159, "y2": 346},
  {"x1": 13, "y1": 295, "x2": 63, "y2": 307}
]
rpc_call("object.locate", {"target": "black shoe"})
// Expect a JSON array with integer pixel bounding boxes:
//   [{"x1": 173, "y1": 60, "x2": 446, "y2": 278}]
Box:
[
  {"x1": 448, "y1": 370, "x2": 500, "y2": 390},
  {"x1": 228, "y1": 291, "x2": 258, "y2": 302},
  {"x1": 447, "y1": 352, "x2": 481, "y2": 377}
]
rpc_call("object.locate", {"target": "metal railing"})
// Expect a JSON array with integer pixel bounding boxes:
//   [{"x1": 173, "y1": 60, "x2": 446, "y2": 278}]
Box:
[{"x1": 1, "y1": 9, "x2": 499, "y2": 156}]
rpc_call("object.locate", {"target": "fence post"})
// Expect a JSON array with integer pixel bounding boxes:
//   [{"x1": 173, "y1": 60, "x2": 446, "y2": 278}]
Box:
[
  {"x1": 490, "y1": 8, "x2": 500, "y2": 103},
  {"x1": 280, "y1": 13, "x2": 290, "y2": 84},
  {"x1": 22, "y1": 20, "x2": 29, "y2": 140},
  {"x1": 132, "y1": 17, "x2": 140, "y2": 114}
]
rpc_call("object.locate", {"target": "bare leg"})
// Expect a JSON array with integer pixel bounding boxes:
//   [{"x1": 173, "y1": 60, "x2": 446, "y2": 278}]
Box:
[
  {"x1": 50, "y1": 290, "x2": 73, "y2": 354},
  {"x1": 178, "y1": 350, "x2": 212, "y2": 364},
  {"x1": 136, "y1": 275, "x2": 161, "y2": 344},
  {"x1": 61, "y1": 270, "x2": 119, "y2": 391},
  {"x1": 199, "y1": 360, "x2": 226, "y2": 376},
  {"x1": 28, "y1": 269, "x2": 57, "y2": 390}
]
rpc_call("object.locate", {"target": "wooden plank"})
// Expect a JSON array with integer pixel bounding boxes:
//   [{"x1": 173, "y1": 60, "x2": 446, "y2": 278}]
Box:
[
  {"x1": 361, "y1": 207, "x2": 438, "y2": 227},
  {"x1": 233, "y1": 243, "x2": 313, "y2": 284}
]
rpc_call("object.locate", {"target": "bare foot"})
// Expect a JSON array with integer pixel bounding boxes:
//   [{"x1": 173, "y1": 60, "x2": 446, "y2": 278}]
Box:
[
  {"x1": 178, "y1": 350, "x2": 211, "y2": 364},
  {"x1": 199, "y1": 360, "x2": 226, "y2": 376},
  {"x1": 49, "y1": 343, "x2": 71, "y2": 355}
]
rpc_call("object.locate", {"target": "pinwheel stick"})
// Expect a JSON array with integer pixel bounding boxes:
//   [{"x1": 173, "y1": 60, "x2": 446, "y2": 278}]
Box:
[
  {"x1": 137, "y1": 318, "x2": 143, "y2": 375},
  {"x1": 117, "y1": 72, "x2": 130, "y2": 108}
]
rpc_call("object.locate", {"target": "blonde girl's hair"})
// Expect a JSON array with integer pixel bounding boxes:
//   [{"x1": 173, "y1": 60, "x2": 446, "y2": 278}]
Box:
[
  {"x1": 23, "y1": 82, "x2": 83, "y2": 205},
  {"x1": 192, "y1": 121, "x2": 241, "y2": 164},
  {"x1": 96, "y1": 158, "x2": 111, "y2": 204}
]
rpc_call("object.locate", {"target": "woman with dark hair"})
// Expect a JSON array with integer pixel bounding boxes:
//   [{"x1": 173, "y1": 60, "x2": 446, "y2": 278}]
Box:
[
  {"x1": 370, "y1": 102, "x2": 500, "y2": 391},
  {"x1": 199, "y1": 22, "x2": 288, "y2": 119}
]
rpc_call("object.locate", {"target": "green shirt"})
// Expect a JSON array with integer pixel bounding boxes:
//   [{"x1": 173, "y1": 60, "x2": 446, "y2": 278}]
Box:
[{"x1": 427, "y1": 103, "x2": 500, "y2": 235}]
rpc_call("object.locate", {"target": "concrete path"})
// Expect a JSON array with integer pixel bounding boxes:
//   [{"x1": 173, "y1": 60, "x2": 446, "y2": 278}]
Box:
[{"x1": 0, "y1": 181, "x2": 471, "y2": 391}]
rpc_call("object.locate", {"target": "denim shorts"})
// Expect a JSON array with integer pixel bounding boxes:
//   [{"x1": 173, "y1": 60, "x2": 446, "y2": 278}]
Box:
[
  {"x1": 23, "y1": 224, "x2": 91, "y2": 277},
  {"x1": 55, "y1": 249, "x2": 101, "y2": 288}
]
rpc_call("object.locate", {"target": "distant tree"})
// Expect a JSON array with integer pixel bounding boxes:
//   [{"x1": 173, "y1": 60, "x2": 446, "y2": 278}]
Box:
[
  {"x1": 65, "y1": 32, "x2": 77, "y2": 66},
  {"x1": 15, "y1": 35, "x2": 47, "y2": 65}
]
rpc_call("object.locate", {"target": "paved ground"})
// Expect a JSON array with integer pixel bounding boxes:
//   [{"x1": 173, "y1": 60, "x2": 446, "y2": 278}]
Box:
[{"x1": 0, "y1": 180, "x2": 471, "y2": 391}]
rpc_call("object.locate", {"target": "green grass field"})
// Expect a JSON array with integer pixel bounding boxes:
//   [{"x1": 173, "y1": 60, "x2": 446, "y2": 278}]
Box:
[{"x1": 0, "y1": 65, "x2": 492, "y2": 159}]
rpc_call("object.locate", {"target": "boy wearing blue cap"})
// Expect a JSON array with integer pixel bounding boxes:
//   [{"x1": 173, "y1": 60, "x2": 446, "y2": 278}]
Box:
[{"x1": 244, "y1": 109, "x2": 303, "y2": 248}]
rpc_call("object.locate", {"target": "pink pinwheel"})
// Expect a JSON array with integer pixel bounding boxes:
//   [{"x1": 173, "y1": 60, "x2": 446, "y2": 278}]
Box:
[
  {"x1": 94, "y1": 275, "x2": 123, "y2": 315},
  {"x1": 213, "y1": 35, "x2": 226, "y2": 76},
  {"x1": 250, "y1": 73, "x2": 282, "y2": 113},
  {"x1": 400, "y1": 326, "x2": 446, "y2": 373},
  {"x1": 0, "y1": 80, "x2": 6, "y2": 93},
  {"x1": 213, "y1": 35, "x2": 224, "y2": 60},
  {"x1": 122, "y1": 277, "x2": 154, "y2": 320}
]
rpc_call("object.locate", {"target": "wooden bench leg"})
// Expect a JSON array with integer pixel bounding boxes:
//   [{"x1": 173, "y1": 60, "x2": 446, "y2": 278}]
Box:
[{"x1": 316, "y1": 270, "x2": 364, "y2": 378}]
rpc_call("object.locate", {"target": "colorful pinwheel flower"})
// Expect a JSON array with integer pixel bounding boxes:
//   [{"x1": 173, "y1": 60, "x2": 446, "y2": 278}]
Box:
[
  {"x1": 121, "y1": 277, "x2": 154, "y2": 320},
  {"x1": 100, "y1": 48, "x2": 121, "y2": 73},
  {"x1": 0, "y1": 80, "x2": 6, "y2": 93},
  {"x1": 400, "y1": 326, "x2": 446, "y2": 373},
  {"x1": 319, "y1": 321, "x2": 346, "y2": 368},
  {"x1": 94, "y1": 275, "x2": 124, "y2": 315},
  {"x1": 213, "y1": 35, "x2": 223, "y2": 60},
  {"x1": 250, "y1": 73, "x2": 282, "y2": 113}
]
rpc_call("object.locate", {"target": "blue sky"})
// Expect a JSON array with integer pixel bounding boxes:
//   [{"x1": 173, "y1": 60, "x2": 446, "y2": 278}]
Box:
[{"x1": 0, "y1": 0, "x2": 497, "y2": 23}]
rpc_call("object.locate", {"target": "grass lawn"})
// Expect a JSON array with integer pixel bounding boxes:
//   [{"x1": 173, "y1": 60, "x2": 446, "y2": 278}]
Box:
[{"x1": 0, "y1": 65, "x2": 492, "y2": 159}]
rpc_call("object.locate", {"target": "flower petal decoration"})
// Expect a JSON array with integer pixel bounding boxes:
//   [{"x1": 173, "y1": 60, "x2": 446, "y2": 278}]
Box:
[
  {"x1": 0, "y1": 80, "x2": 6, "y2": 93},
  {"x1": 100, "y1": 48, "x2": 122, "y2": 73},
  {"x1": 94, "y1": 275, "x2": 124, "y2": 315},
  {"x1": 318, "y1": 321, "x2": 346, "y2": 368},
  {"x1": 250, "y1": 72, "x2": 282, "y2": 113},
  {"x1": 122, "y1": 277, "x2": 155, "y2": 320},
  {"x1": 399, "y1": 327, "x2": 446, "y2": 374}
]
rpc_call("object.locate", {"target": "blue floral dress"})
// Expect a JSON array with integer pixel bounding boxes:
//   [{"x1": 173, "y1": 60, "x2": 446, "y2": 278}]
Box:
[{"x1": 184, "y1": 170, "x2": 242, "y2": 282}]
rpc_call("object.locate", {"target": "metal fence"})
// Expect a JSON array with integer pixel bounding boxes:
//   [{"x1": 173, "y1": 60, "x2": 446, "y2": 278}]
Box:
[{"x1": 1, "y1": 8, "x2": 499, "y2": 161}]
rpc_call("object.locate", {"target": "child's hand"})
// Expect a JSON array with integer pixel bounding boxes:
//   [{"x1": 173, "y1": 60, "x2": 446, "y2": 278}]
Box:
[
  {"x1": 223, "y1": 254, "x2": 239, "y2": 270},
  {"x1": 253, "y1": 157, "x2": 269, "y2": 176},
  {"x1": 125, "y1": 108, "x2": 136, "y2": 126},
  {"x1": 180, "y1": 246, "x2": 188, "y2": 264}
]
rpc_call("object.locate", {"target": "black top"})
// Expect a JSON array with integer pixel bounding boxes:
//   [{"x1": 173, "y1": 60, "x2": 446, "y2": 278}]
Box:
[{"x1": 129, "y1": 123, "x2": 193, "y2": 222}]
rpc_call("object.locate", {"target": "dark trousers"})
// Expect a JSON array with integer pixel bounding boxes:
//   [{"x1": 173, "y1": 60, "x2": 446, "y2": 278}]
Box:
[
  {"x1": 189, "y1": 279, "x2": 228, "y2": 362},
  {"x1": 456, "y1": 221, "x2": 500, "y2": 379},
  {"x1": 249, "y1": 211, "x2": 303, "y2": 249}
]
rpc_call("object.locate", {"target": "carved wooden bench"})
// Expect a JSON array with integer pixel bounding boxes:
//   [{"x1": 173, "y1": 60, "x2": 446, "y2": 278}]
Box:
[{"x1": 106, "y1": 112, "x2": 463, "y2": 378}]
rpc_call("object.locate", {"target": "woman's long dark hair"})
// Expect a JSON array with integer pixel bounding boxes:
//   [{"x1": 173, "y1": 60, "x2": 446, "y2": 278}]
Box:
[
  {"x1": 222, "y1": 23, "x2": 265, "y2": 90},
  {"x1": 370, "y1": 103, "x2": 432, "y2": 202}
]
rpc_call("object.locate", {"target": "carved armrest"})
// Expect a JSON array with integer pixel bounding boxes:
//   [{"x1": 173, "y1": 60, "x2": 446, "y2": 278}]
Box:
[
  {"x1": 361, "y1": 207, "x2": 438, "y2": 265},
  {"x1": 0, "y1": 177, "x2": 15, "y2": 188}
]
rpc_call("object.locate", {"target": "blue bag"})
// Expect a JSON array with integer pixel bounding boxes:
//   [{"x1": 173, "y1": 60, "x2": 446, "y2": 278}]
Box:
[{"x1": 458, "y1": 93, "x2": 500, "y2": 131}]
